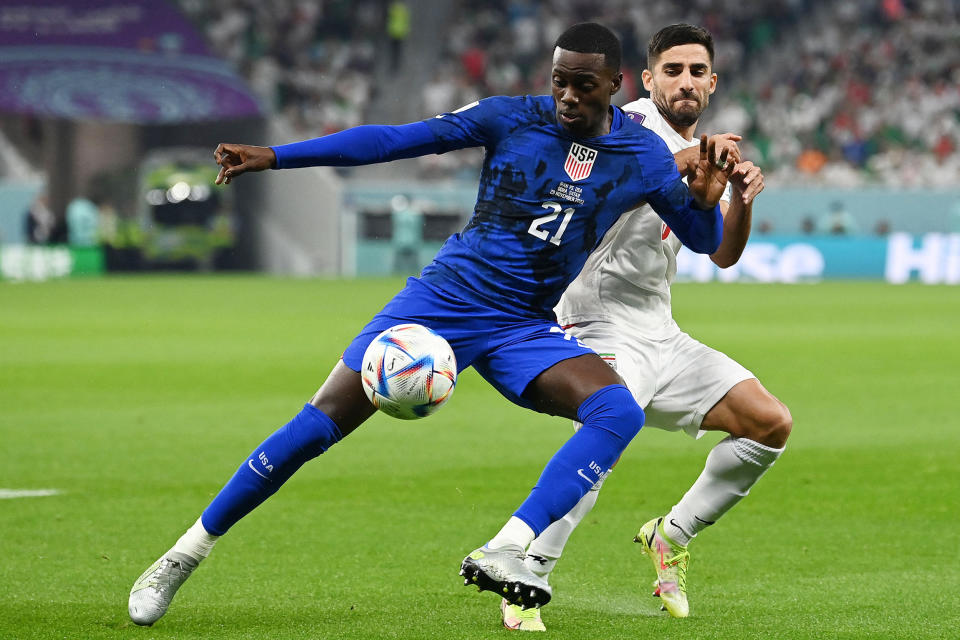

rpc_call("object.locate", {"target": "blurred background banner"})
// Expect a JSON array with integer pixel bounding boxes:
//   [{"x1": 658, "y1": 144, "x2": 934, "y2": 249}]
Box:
[
  {"x1": 677, "y1": 233, "x2": 960, "y2": 284},
  {"x1": 0, "y1": 0, "x2": 261, "y2": 123}
]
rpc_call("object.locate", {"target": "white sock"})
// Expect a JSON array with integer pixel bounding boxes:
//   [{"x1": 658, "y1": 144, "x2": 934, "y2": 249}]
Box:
[
  {"x1": 664, "y1": 436, "x2": 784, "y2": 546},
  {"x1": 172, "y1": 517, "x2": 220, "y2": 561},
  {"x1": 524, "y1": 480, "x2": 604, "y2": 579},
  {"x1": 488, "y1": 516, "x2": 536, "y2": 550}
]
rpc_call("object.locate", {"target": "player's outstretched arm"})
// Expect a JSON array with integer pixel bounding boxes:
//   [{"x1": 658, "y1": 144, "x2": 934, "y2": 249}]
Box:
[
  {"x1": 215, "y1": 121, "x2": 451, "y2": 187},
  {"x1": 214, "y1": 144, "x2": 277, "y2": 185},
  {"x1": 214, "y1": 121, "x2": 447, "y2": 185}
]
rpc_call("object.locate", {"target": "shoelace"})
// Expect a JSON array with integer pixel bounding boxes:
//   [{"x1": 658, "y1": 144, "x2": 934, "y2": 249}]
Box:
[
  {"x1": 516, "y1": 606, "x2": 542, "y2": 621},
  {"x1": 661, "y1": 548, "x2": 690, "y2": 593},
  {"x1": 504, "y1": 601, "x2": 543, "y2": 626},
  {"x1": 149, "y1": 559, "x2": 189, "y2": 594}
]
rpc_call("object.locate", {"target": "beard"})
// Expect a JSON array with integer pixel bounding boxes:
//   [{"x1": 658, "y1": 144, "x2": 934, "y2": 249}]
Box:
[{"x1": 653, "y1": 89, "x2": 707, "y2": 128}]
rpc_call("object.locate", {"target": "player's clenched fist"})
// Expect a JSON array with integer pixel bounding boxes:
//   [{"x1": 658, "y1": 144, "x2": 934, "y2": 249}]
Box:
[{"x1": 214, "y1": 143, "x2": 277, "y2": 185}]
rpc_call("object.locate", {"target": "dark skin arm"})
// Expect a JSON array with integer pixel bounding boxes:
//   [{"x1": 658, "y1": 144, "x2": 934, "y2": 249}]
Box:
[
  {"x1": 684, "y1": 135, "x2": 737, "y2": 210},
  {"x1": 673, "y1": 133, "x2": 741, "y2": 178},
  {"x1": 214, "y1": 144, "x2": 277, "y2": 185}
]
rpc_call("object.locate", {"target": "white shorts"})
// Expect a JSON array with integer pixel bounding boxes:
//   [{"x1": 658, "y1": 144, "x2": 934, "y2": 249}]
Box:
[{"x1": 569, "y1": 320, "x2": 755, "y2": 439}]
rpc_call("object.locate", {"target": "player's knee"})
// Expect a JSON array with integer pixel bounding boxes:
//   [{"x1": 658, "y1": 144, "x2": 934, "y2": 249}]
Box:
[
  {"x1": 752, "y1": 400, "x2": 792, "y2": 448},
  {"x1": 288, "y1": 404, "x2": 344, "y2": 458},
  {"x1": 577, "y1": 384, "x2": 645, "y2": 442}
]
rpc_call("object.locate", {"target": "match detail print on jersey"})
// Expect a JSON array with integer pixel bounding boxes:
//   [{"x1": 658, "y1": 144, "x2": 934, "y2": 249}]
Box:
[{"x1": 564, "y1": 142, "x2": 598, "y2": 181}]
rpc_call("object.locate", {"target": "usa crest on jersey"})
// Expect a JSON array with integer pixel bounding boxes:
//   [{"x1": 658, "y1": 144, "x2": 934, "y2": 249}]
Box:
[{"x1": 564, "y1": 142, "x2": 598, "y2": 181}]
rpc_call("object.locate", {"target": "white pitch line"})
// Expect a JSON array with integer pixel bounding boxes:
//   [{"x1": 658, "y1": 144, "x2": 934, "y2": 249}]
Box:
[{"x1": 0, "y1": 489, "x2": 62, "y2": 499}]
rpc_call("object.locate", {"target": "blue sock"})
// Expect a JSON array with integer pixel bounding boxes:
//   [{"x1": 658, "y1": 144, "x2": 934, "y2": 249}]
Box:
[
  {"x1": 513, "y1": 385, "x2": 644, "y2": 535},
  {"x1": 201, "y1": 404, "x2": 343, "y2": 535}
]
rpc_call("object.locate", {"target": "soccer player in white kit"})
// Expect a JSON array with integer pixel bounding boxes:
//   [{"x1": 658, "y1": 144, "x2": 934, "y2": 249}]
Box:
[{"x1": 500, "y1": 24, "x2": 792, "y2": 630}]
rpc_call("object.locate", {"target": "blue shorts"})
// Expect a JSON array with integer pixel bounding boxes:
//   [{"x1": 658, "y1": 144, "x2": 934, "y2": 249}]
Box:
[{"x1": 341, "y1": 277, "x2": 596, "y2": 408}]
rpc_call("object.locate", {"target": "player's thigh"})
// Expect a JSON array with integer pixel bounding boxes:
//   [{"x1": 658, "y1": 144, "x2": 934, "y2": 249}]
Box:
[
  {"x1": 473, "y1": 321, "x2": 622, "y2": 421},
  {"x1": 568, "y1": 320, "x2": 658, "y2": 409},
  {"x1": 526, "y1": 353, "x2": 624, "y2": 421},
  {"x1": 644, "y1": 332, "x2": 754, "y2": 438},
  {"x1": 339, "y1": 276, "x2": 497, "y2": 376}
]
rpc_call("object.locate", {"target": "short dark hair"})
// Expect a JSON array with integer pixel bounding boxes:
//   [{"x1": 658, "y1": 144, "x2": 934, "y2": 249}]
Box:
[
  {"x1": 554, "y1": 22, "x2": 622, "y2": 72},
  {"x1": 647, "y1": 23, "x2": 714, "y2": 68}
]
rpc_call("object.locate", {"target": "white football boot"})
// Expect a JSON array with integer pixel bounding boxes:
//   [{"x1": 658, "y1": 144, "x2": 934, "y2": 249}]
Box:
[
  {"x1": 128, "y1": 550, "x2": 200, "y2": 625},
  {"x1": 460, "y1": 544, "x2": 552, "y2": 609}
]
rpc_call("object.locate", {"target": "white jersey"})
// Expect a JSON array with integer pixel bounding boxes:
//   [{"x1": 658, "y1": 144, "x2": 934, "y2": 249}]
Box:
[{"x1": 555, "y1": 98, "x2": 730, "y2": 340}]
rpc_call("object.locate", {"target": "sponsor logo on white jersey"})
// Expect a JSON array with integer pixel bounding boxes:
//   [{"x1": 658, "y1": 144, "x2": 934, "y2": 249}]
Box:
[{"x1": 564, "y1": 142, "x2": 598, "y2": 182}]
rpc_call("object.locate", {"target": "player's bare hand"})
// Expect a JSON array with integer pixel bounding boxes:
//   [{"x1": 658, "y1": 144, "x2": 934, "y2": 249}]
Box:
[
  {"x1": 710, "y1": 133, "x2": 741, "y2": 166},
  {"x1": 673, "y1": 133, "x2": 741, "y2": 176},
  {"x1": 214, "y1": 143, "x2": 277, "y2": 185},
  {"x1": 729, "y1": 160, "x2": 764, "y2": 205},
  {"x1": 687, "y1": 134, "x2": 735, "y2": 209}
]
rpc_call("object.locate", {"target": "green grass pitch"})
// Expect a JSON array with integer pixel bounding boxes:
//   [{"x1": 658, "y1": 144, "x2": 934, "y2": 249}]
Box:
[{"x1": 1, "y1": 276, "x2": 958, "y2": 639}]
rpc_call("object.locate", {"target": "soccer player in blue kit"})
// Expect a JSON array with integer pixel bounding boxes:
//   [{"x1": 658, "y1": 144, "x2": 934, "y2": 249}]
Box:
[{"x1": 128, "y1": 22, "x2": 735, "y2": 626}]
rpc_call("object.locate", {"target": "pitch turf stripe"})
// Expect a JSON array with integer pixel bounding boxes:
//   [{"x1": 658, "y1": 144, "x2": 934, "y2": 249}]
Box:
[{"x1": 0, "y1": 489, "x2": 62, "y2": 499}]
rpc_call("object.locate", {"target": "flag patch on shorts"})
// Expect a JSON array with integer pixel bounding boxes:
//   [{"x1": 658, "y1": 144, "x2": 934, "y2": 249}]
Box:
[{"x1": 598, "y1": 353, "x2": 617, "y2": 371}]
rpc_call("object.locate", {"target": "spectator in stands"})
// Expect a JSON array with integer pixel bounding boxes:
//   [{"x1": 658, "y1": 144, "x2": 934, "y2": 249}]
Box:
[
  {"x1": 66, "y1": 195, "x2": 100, "y2": 247},
  {"x1": 390, "y1": 194, "x2": 422, "y2": 275},
  {"x1": 818, "y1": 201, "x2": 859, "y2": 235},
  {"x1": 179, "y1": 0, "x2": 959, "y2": 187},
  {"x1": 24, "y1": 191, "x2": 55, "y2": 245},
  {"x1": 387, "y1": 1, "x2": 411, "y2": 71}
]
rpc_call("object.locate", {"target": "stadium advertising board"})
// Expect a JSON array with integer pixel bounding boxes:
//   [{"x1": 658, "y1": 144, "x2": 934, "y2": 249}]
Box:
[
  {"x1": 676, "y1": 233, "x2": 960, "y2": 284},
  {"x1": 3, "y1": 235, "x2": 958, "y2": 283},
  {"x1": 0, "y1": 245, "x2": 103, "y2": 281}
]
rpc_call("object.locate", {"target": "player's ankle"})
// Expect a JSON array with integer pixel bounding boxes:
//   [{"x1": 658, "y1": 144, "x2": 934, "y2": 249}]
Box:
[
  {"x1": 524, "y1": 552, "x2": 557, "y2": 579},
  {"x1": 172, "y1": 517, "x2": 220, "y2": 561},
  {"x1": 488, "y1": 516, "x2": 536, "y2": 550},
  {"x1": 662, "y1": 514, "x2": 693, "y2": 547}
]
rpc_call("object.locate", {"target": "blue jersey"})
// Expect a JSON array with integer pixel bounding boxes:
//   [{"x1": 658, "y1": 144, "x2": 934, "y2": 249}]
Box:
[
  {"x1": 272, "y1": 94, "x2": 721, "y2": 319},
  {"x1": 419, "y1": 95, "x2": 713, "y2": 317}
]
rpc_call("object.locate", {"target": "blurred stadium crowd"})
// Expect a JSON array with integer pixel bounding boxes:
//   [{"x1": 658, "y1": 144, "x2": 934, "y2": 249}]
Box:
[{"x1": 178, "y1": 0, "x2": 960, "y2": 187}]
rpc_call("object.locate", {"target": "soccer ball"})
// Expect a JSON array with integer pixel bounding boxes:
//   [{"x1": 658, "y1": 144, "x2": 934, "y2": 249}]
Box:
[{"x1": 361, "y1": 324, "x2": 457, "y2": 420}]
